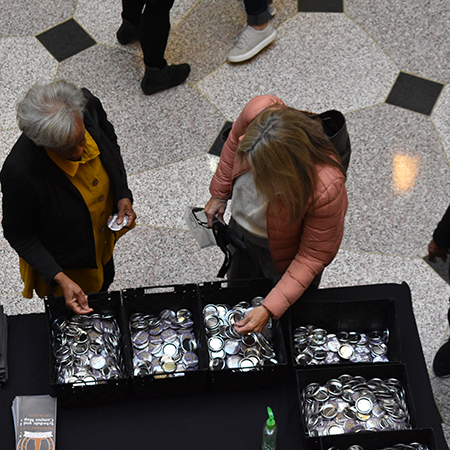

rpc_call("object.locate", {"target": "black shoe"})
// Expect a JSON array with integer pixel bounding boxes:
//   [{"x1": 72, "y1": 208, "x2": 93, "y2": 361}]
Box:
[
  {"x1": 116, "y1": 20, "x2": 139, "y2": 45},
  {"x1": 141, "y1": 64, "x2": 191, "y2": 95},
  {"x1": 433, "y1": 340, "x2": 450, "y2": 377}
]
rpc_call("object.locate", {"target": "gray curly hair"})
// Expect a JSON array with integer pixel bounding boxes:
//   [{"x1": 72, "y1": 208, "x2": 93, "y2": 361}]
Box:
[{"x1": 16, "y1": 79, "x2": 87, "y2": 153}]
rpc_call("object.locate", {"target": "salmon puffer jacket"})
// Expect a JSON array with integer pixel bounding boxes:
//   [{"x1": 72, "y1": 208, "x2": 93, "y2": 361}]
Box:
[{"x1": 209, "y1": 95, "x2": 348, "y2": 319}]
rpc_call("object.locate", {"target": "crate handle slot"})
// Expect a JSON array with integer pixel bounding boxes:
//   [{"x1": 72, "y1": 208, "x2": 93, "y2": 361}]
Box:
[{"x1": 144, "y1": 286, "x2": 175, "y2": 294}]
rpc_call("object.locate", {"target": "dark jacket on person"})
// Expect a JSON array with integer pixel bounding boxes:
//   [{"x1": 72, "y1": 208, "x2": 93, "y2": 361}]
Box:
[
  {"x1": 0, "y1": 89, "x2": 133, "y2": 287},
  {"x1": 433, "y1": 204, "x2": 450, "y2": 251}
]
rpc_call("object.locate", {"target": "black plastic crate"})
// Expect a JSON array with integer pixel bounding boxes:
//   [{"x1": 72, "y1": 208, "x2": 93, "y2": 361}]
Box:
[
  {"x1": 44, "y1": 290, "x2": 132, "y2": 406},
  {"x1": 197, "y1": 278, "x2": 287, "y2": 391},
  {"x1": 122, "y1": 284, "x2": 208, "y2": 398},
  {"x1": 290, "y1": 298, "x2": 401, "y2": 369},
  {"x1": 296, "y1": 363, "x2": 417, "y2": 450},
  {"x1": 319, "y1": 428, "x2": 437, "y2": 450}
]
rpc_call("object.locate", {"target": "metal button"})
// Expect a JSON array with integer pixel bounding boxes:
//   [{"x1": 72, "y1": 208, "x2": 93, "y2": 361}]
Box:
[
  {"x1": 314, "y1": 386, "x2": 329, "y2": 402},
  {"x1": 326, "y1": 379, "x2": 343, "y2": 396},
  {"x1": 320, "y1": 404, "x2": 337, "y2": 419},
  {"x1": 208, "y1": 336, "x2": 224, "y2": 352},
  {"x1": 162, "y1": 342, "x2": 178, "y2": 357},
  {"x1": 327, "y1": 425, "x2": 344, "y2": 435},
  {"x1": 93, "y1": 179, "x2": 99, "y2": 186},
  {"x1": 238, "y1": 357, "x2": 255, "y2": 372},
  {"x1": 182, "y1": 352, "x2": 199, "y2": 368},
  {"x1": 311, "y1": 328, "x2": 327, "y2": 346},
  {"x1": 98, "y1": 195, "x2": 104, "y2": 202},
  {"x1": 203, "y1": 304, "x2": 218, "y2": 317},
  {"x1": 162, "y1": 360, "x2": 177, "y2": 373},
  {"x1": 210, "y1": 349, "x2": 225, "y2": 359},
  {"x1": 251, "y1": 296, "x2": 265, "y2": 307},
  {"x1": 226, "y1": 355, "x2": 242, "y2": 369},
  {"x1": 338, "y1": 344, "x2": 354, "y2": 360},
  {"x1": 224, "y1": 339, "x2": 240, "y2": 355},
  {"x1": 356, "y1": 397, "x2": 373, "y2": 414},
  {"x1": 209, "y1": 358, "x2": 225, "y2": 370}
]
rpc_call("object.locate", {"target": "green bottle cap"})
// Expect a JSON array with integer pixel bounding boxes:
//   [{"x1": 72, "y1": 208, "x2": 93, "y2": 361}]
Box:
[{"x1": 266, "y1": 406, "x2": 275, "y2": 430}]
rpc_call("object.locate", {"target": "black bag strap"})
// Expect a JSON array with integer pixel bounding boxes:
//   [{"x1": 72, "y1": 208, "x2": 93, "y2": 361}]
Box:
[{"x1": 212, "y1": 217, "x2": 247, "y2": 278}]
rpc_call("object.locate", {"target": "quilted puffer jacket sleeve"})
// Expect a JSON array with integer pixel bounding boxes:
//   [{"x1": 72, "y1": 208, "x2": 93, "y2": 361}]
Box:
[
  {"x1": 263, "y1": 166, "x2": 348, "y2": 319},
  {"x1": 209, "y1": 95, "x2": 285, "y2": 200}
]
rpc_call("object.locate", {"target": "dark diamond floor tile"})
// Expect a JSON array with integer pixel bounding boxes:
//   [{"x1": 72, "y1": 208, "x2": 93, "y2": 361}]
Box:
[
  {"x1": 36, "y1": 19, "x2": 96, "y2": 62},
  {"x1": 386, "y1": 72, "x2": 444, "y2": 115},
  {"x1": 298, "y1": 0, "x2": 343, "y2": 12},
  {"x1": 208, "y1": 121, "x2": 233, "y2": 156},
  {"x1": 424, "y1": 255, "x2": 450, "y2": 286}
]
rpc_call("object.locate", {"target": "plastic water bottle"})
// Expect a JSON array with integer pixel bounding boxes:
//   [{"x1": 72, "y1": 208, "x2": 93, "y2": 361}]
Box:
[{"x1": 262, "y1": 406, "x2": 277, "y2": 450}]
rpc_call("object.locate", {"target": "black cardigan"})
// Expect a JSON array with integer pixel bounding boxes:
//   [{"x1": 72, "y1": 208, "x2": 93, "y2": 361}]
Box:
[{"x1": 0, "y1": 89, "x2": 133, "y2": 287}]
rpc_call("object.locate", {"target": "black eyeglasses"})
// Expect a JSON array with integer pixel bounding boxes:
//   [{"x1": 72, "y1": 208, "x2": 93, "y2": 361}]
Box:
[{"x1": 191, "y1": 207, "x2": 209, "y2": 228}]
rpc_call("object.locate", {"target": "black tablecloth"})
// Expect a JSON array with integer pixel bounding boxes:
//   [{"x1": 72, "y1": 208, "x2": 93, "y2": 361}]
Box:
[{"x1": 0, "y1": 283, "x2": 447, "y2": 450}]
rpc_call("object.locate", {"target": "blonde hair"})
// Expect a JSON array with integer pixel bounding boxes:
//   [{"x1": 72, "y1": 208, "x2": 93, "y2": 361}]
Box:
[{"x1": 236, "y1": 106, "x2": 345, "y2": 222}]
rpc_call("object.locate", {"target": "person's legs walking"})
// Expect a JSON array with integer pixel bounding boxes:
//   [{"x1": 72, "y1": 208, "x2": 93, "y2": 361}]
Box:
[
  {"x1": 139, "y1": 0, "x2": 190, "y2": 95},
  {"x1": 139, "y1": 0, "x2": 174, "y2": 69},
  {"x1": 118, "y1": 0, "x2": 190, "y2": 95},
  {"x1": 227, "y1": 0, "x2": 277, "y2": 63},
  {"x1": 117, "y1": 0, "x2": 145, "y2": 44},
  {"x1": 244, "y1": 0, "x2": 272, "y2": 25}
]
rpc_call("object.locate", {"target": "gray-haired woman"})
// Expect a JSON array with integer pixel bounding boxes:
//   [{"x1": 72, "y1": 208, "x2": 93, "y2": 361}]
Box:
[{"x1": 0, "y1": 80, "x2": 136, "y2": 314}]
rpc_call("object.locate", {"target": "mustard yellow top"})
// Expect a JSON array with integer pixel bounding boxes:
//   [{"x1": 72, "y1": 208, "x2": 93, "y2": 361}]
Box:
[{"x1": 20, "y1": 130, "x2": 130, "y2": 299}]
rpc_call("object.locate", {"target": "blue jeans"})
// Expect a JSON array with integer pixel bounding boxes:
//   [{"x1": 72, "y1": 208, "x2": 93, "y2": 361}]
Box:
[{"x1": 244, "y1": 0, "x2": 272, "y2": 25}]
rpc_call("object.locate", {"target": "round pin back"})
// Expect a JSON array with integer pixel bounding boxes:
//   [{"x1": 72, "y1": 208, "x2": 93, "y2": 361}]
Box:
[
  {"x1": 338, "y1": 344, "x2": 354, "y2": 359},
  {"x1": 327, "y1": 425, "x2": 344, "y2": 435},
  {"x1": 90, "y1": 354, "x2": 106, "y2": 370},
  {"x1": 356, "y1": 397, "x2": 373, "y2": 414},
  {"x1": 107, "y1": 213, "x2": 129, "y2": 231}
]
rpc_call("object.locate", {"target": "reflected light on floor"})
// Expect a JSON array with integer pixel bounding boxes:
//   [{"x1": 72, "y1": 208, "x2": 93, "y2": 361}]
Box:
[{"x1": 392, "y1": 153, "x2": 420, "y2": 193}]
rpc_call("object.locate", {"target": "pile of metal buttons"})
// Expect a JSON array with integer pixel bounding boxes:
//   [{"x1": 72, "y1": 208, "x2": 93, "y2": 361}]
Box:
[
  {"x1": 203, "y1": 298, "x2": 278, "y2": 372},
  {"x1": 326, "y1": 444, "x2": 428, "y2": 450},
  {"x1": 294, "y1": 325, "x2": 389, "y2": 365},
  {"x1": 51, "y1": 314, "x2": 124, "y2": 385},
  {"x1": 129, "y1": 308, "x2": 199, "y2": 378},
  {"x1": 300, "y1": 375, "x2": 411, "y2": 437}
]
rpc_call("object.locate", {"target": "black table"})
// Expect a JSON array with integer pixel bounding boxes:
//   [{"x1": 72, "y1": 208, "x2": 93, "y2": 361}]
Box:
[{"x1": 0, "y1": 283, "x2": 447, "y2": 450}]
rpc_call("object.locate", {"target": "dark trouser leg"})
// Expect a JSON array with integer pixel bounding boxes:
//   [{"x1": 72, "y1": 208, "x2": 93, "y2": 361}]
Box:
[
  {"x1": 227, "y1": 219, "x2": 280, "y2": 284},
  {"x1": 226, "y1": 242, "x2": 266, "y2": 281},
  {"x1": 121, "y1": 0, "x2": 146, "y2": 23},
  {"x1": 117, "y1": 0, "x2": 145, "y2": 44},
  {"x1": 100, "y1": 257, "x2": 115, "y2": 292},
  {"x1": 243, "y1": 0, "x2": 271, "y2": 25},
  {"x1": 139, "y1": 0, "x2": 175, "y2": 69}
]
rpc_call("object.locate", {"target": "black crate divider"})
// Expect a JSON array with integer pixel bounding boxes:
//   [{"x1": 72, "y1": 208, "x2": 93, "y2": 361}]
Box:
[
  {"x1": 289, "y1": 298, "x2": 402, "y2": 370},
  {"x1": 45, "y1": 291, "x2": 132, "y2": 406},
  {"x1": 296, "y1": 363, "x2": 418, "y2": 450},
  {"x1": 121, "y1": 284, "x2": 209, "y2": 398},
  {"x1": 197, "y1": 278, "x2": 288, "y2": 391},
  {"x1": 319, "y1": 427, "x2": 437, "y2": 450}
]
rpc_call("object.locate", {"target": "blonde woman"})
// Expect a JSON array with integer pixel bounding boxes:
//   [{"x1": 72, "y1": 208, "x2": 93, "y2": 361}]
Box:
[{"x1": 205, "y1": 95, "x2": 348, "y2": 334}]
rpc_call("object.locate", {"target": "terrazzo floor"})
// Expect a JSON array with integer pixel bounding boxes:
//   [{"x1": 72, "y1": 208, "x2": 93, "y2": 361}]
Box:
[{"x1": 1, "y1": 0, "x2": 450, "y2": 444}]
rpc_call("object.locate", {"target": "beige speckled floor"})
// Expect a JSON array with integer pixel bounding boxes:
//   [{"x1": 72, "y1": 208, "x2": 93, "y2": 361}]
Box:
[{"x1": 1, "y1": 0, "x2": 450, "y2": 445}]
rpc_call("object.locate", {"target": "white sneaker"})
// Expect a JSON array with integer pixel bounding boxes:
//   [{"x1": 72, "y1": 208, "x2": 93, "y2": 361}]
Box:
[{"x1": 227, "y1": 24, "x2": 277, "y2": 63}]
